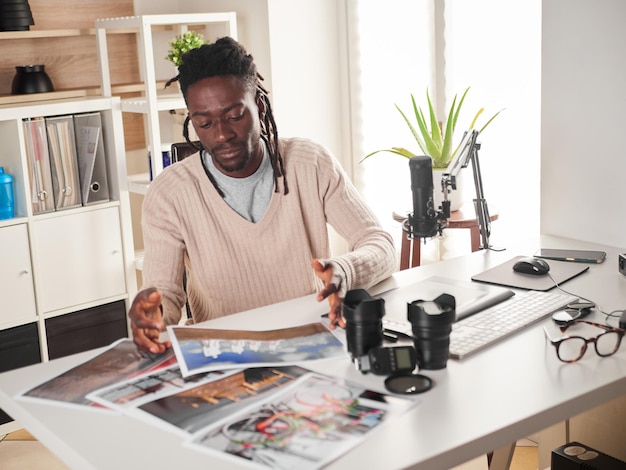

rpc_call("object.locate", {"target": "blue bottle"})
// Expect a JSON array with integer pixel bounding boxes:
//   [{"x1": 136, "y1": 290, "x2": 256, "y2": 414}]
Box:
[{"x1": 0, "y1": 167, "x2": 15, "y2": 220}]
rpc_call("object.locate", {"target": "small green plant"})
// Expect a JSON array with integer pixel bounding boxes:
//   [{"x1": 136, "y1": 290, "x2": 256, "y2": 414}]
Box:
[
  {"x1": 166, "y1": 31, "x2": 207, "y2": 67},
  {"x1": 362, "y1": 87, "x2": 503, "y2": 169}
]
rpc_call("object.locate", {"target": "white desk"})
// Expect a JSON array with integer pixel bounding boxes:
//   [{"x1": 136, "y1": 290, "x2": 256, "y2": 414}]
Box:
[{"x1": 1, "y1": 235, "x2": 625, "y2": 469}]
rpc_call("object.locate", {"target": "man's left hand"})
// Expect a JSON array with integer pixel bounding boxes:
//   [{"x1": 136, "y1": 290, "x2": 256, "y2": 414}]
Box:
[{"x1": 311, "y1": 259, "x2": 345, "y2": 329}]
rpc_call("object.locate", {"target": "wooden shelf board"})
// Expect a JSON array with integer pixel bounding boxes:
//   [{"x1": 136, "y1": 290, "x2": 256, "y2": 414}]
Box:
[
  {"x1": 0, "y1": 25, "x2": 187, "y2": 40},
  {"x1": 0, "y1": 29, "x2": 94, "y2": 39},
  {"x1": 128, "y1": 173, "x2": 151, "y2": 195},
  {"x1": 0, "y1": 89, "x2": 88, "y2": 106},
  {"x1": 121, "y1": 94, "x2": 186, "y2": 114},
  {"x1": 135, "y1": 250, "x2": 144, "y2": 271},
  {"x1": 95, "y1": 13, "x2": 234, "y2": 29},
  {"x1": 0, "y1": 80, "x2": 173, "y2": 106}
]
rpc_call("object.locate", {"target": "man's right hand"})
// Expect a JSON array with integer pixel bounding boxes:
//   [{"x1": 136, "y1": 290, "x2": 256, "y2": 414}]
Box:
[{"x1": 129, "y1": 288, "x2": 172, "y2": 354}]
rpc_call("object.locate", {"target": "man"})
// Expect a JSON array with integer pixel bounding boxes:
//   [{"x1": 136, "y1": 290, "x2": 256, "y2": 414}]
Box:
[{"x1": 130, "y1": 37, "x2": 396, "y2": 354}]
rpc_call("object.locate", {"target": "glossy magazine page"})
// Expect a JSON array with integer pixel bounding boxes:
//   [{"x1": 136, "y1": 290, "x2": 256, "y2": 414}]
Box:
[{"x1": 168, "y1": 322, "x2": 346, "y2": 377}]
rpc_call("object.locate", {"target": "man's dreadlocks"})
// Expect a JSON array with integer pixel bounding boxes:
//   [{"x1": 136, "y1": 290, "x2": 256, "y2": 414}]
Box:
[{"x1": 168, "y1": 37, "x2": 288, "y2": 196}]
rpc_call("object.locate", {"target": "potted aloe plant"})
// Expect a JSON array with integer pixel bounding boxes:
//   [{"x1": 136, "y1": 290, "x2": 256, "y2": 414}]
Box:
[
  {"x1": 362, "y1": 87, "x2": 502, "y2": 213},
  {"x1": 362, "y1": 87, "x2": 502, "y2": 170},
  {"x1": 166, "y1": 30, "x2": 207, "y2": 67}
]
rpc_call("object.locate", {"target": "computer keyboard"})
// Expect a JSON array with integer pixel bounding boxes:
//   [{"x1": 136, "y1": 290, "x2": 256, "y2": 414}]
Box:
[
  {"x1": 383, "y1": 290, "x2": 579, "y2": 359},
  {"x1": 448, "y1": 290, "x2": 578, "y2": 358}
]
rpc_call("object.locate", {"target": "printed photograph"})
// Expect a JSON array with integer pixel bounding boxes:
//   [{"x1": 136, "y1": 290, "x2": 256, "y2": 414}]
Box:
[
  {"x1": 186, "y1": 372, "x2": 416, "y2": 469},
  {"x1": 19, "y1": 339, "x2": 176, "y2": 408},
  {"x1": 169, "y1": 322, "x2": 346, "y2": 376},
  {"x1": 87, "y1": 364, "x2": 235, "y2": 412},
  {"x1": 135, "y1": 366, "x2": 310, "y2": 435}
]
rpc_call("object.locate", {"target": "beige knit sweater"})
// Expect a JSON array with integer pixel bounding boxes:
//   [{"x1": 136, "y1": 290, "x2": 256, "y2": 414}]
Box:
[{"x1": 141, "y1": 137, "x2": 397, "y2": 325}]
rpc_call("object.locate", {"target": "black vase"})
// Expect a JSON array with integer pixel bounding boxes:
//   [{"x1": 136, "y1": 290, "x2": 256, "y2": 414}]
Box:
[
  {"x1": 0, "y1": 0, "x2": 34, "y2": 31},
  {"x1": 11, "y1": 65, "x2": 54, "y2": 95}
]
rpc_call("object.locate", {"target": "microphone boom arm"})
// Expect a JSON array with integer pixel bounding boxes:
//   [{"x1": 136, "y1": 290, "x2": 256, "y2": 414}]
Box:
[
  {"x1": 469, "y1": 142, "x2": 492, "y2": 250},
  {"x1": 441, "y1": 129, "x2": 492, "y2": 250}
]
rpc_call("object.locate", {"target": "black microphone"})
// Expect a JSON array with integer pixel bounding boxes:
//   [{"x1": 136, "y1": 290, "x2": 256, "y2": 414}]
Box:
[{"x1": 409, "y1": 155, "x2": 439, "y2": 238}]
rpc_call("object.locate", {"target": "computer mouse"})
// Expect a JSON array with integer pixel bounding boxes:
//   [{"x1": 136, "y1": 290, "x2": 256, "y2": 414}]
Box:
[{"x1": 512, "y1": 257, "x2": 550, "y2": 275}]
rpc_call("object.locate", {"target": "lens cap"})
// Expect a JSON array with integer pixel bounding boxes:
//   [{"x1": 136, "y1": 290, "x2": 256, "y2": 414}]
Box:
[
  {"x1": 552, "y1": 302, "x2": 594, "y2": 325},
  {"x1": 552, "y1": 309, "x2": 580, "y2": 325},
  {"x1": 384, "y1": 373, "x2": 432, "y2": 395}
]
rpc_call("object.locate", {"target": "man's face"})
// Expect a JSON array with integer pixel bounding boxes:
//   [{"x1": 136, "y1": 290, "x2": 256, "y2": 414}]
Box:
[{"x1": 186, "y1": 75, "x2": 262, "y2": 177}]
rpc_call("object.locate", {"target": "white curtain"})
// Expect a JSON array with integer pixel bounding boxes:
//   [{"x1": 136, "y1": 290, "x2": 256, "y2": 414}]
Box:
[{"x1": 348, "y1": 0, "x2": 434, "y2": 249}]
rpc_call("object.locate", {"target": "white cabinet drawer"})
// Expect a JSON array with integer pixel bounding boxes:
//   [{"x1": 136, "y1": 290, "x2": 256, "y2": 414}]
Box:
[{"x1": 32, "y1": 207, "x2": 126, "y2": 313}]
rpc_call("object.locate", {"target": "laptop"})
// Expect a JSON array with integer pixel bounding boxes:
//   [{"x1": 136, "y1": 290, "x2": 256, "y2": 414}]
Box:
[{"x1": 381, "y1": 276, "x2": 515, "y2": 336}]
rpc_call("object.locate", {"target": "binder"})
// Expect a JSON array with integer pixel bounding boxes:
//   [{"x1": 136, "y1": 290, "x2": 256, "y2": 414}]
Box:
[
  {"x1": 73, "y1": 112, "x2": 110, "y2": 205},
  {"x1": 22, "y1": 117, "x2": 55, "y2": 214},
  {"x1": 45, "y1": 115, "x2": 82, "y2": 210}
]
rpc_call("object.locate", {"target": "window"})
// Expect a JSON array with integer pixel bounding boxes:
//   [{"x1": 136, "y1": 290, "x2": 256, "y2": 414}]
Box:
[{"x1": 349, "y1": 0, "x2": 541, "y2": 254}]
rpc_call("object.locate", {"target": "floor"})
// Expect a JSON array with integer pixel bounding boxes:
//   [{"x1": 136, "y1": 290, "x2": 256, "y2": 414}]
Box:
[
  {"x1": 510, "y1": 438, "x2": 541, "y2": 470},
  {"x1": 0, "y1": 427, "x2": 539, "y2": 469},
  {"x1": 0, "y1": 428, "x2": 69, "y2": 470}
]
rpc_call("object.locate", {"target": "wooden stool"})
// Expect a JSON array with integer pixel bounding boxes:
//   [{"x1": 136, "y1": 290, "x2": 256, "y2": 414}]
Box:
[{"x1": 399, "y1": 204, "x2": 499, "y2": 270}]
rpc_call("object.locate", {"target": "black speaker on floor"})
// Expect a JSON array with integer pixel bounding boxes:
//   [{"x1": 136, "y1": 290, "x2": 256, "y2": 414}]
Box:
[{"x1": 552, "y1": 442, "x2": 626, "y2": 470}]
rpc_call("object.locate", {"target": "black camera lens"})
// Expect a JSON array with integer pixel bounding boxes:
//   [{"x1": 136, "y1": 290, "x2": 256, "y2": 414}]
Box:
[
  {"x1": 407, "y1": 293, "x2": 456, "y2": 370},
  {"x1": 342, "y1": 289, "x2": 385, "y2": 359}
]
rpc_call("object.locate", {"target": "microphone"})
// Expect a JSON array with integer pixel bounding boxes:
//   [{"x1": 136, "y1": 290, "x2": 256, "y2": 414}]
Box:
[{"x1": 408, "y1": 155, "x2": 439, "y2": 238}]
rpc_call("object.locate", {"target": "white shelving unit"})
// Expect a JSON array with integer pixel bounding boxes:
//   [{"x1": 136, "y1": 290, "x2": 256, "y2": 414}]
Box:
[
  {"x1": 95, "y1": 13, "x2": 238, "y2": 189},
  {"x1": 0, "y1": 96, "x2": 137, "y2": 433},
  {"x1": 0, "y1": 96, "x2": 137, "y2": 322}
]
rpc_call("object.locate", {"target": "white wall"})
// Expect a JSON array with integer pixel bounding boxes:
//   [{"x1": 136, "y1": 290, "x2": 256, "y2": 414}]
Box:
[
  {"x1": 541, "y1": 0, "x2": 626, "y2": 249},
  {"x1": 266, "y1": 1, "x2": 347, "y2": 154},
  {"x1": 540, "y1": 2, "x2": 626, "y2": 463}
]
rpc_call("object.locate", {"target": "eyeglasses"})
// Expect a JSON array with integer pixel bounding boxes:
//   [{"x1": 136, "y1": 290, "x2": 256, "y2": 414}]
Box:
[{"x1": 543, "y1": 320, "x2": 625, "y2": 363}]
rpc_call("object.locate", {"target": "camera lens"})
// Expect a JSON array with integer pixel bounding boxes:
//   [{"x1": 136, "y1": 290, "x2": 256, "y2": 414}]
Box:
[
  {"x1": 407, "y1": 294, "x2": 456, "y2": 370},
  {"x1": 342, "y1": 289, "x2": 385, "y2": 359}
]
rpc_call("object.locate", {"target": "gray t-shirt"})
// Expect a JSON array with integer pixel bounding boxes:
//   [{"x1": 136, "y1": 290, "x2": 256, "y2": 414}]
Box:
[{"x1": 202, "y1": 143, "x2": 273, "y2": 223}]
